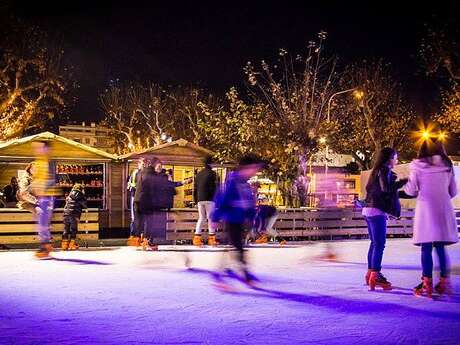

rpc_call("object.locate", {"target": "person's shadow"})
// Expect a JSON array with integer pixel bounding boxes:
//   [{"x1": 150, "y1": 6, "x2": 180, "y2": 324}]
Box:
[
  {"x1": 51, "y1": 257, "x2": 111, "y2": 265},
  {"x1": 183, "y1": 267, "x2": 460, "y2": 321}
]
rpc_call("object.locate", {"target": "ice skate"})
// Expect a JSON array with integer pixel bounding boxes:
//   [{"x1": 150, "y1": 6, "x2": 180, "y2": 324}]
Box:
[
  {"x1": 68, "y1": 239, "x2": 79, "y2": 251},
  {"x1": 413, "y1": 277, "x2": 433, "y2": 298},
  {"x1": 365, "y1": 269, "x2": 372, "y2": 286},
  {"x1": 127, "y1": 236, "x2": 141, "y2": 247},
  {"x1": 35, "y1": 243, "x2": 53, "y2": 260},
  {"x1": 434, "y1": 277, "x2": 453, "y2": 296},
  {"x1": 141, "y1": 238, "x2": 158, "y2": 251},
  {"x1": 192, "y1": 234, "x2": 203, "y2": 247},
  {"x1": 255, "y1": 234, "x2": 268, "y2": 244},
  {"x1": 207, "y1": 234, "x2": 218, "y2": 246},
  {"x1": 368, "y1": 271, "x2": 392, "y2": 291},
  {"x1": 61, "y1": 239, "x2": 70, "y2": 251}
]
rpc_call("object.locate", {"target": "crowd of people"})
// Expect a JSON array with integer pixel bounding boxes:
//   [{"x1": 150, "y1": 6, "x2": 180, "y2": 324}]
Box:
[{"x1": 8, "y1": 135, "x2": 458, "y2": 297}]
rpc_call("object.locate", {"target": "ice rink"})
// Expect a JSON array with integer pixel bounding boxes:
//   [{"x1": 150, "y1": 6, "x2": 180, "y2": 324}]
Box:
[{"x1": 1, "y1": 239, "x2": 459, "y2": 345}]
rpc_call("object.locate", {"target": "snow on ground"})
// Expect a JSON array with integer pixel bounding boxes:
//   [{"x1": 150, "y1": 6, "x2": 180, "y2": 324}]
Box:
[{"x1": 0, "y1": 239, "x2": 459, "y2": 345}]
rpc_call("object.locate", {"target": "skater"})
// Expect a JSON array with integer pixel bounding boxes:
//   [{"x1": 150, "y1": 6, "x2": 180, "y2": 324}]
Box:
[
  {"x1": 211, "y1": 154, "x2": 265, "y2": 286},
  {"x1": 29, "y1": 141, "x2": 60, "y2": 259},
  {"x1": 247, "y1": 183, "x2": 285, "y2": 245},
  {"x1": 405, "y1": 140, "x2": 458, "y2": 298},
  {"x1": 17, "y1": 164, "x2": 40, "y2": 214},
  {"x1": 61, "y1": 183, "x2": 87, "y2": 251},
  {"x1": 127, "y1": 158, "x2": 144, "y2": 247},
  {"x1": 362, "y1": 147, "x2": 408, "y2": 290},
  {"x1": 193, "y1": 156, "x2": 218, "y2": 246},
  {"x1": 134, "y1": 157, "x2": 176, "y2": 251}
]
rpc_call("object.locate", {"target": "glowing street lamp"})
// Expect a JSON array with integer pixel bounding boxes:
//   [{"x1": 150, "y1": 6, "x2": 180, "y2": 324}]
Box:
[
  {"x1": 319, "y1": 137, "x2": 327, "y2": 144},
  {"x1": 421, "y1": 130, "x2": 431, "y2": 141},
  {"x1": 438, "y1": 131, "x2": 447, "y2": 141}
]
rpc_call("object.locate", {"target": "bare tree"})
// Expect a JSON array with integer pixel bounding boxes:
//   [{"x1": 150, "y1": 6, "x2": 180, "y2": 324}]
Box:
[
  {"x1": 327, "y1": 60, "x2": 416, "y2": 169},
  {"x1": 242, "y1": 31, "x2": 340, "y2": 203},
  {"x1": 0, "y1": 22, "x2": 70, "y2": 140},
  {"x1": 100, "y1": 82, "x2": 171, "y2": 153}
]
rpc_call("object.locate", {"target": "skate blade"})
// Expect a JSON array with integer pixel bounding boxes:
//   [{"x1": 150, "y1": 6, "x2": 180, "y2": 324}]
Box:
[{"x1": 212, "y1": 282, "x2": 237, "y2": 293}]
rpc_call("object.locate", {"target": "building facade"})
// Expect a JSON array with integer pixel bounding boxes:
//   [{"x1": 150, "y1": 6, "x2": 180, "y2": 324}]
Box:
[{"x1": 59, "y1": 122, "x2": 116, "y2": 153}]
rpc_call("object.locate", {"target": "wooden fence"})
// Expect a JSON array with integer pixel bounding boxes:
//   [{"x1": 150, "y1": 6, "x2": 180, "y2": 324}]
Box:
[
  {"x1": 165, "y1": 208, "x2": 460, "y2": 242},
  {"x1": 0, "y1": 208, "x2": 99, "y2": 245},
  {"x1": 1, "y1": 207, "x2": 459, "y2": 245}
]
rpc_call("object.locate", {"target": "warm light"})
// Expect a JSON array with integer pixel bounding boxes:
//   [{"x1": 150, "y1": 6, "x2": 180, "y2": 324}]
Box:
[
  {"x1": 352, "y1": 90, "x2": 364, "y2": 100},
  {"x1": 422, "y1": 131, "x2": 431, "y2": 140},
  {"x1": 319, "y1": 137, "x2": 327, "y2": 144},
  {"x1": 439, "y1": 132, "x2": 447, "y2": 141}
]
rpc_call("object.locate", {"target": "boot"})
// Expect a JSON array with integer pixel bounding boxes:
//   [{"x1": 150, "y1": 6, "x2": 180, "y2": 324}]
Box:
[
  {"x1": 435, "y1": 277, "x2": 452, "y2": 296},
  {"x1": 68, "y1": 239, "x2": 79, "y2": 251},
  {"x1": 193, "y1": 234, "x2": 203, "y2": 247},
  {"x1": 369, "y1": 271, "x2": 392, "y2": 291},
  {"x1": 208, "y1": 234, "x2": 218, "y2": 246},
  {"x1": 141, "y1": 238, "x2": 158, "y2": 251},
  {"x1": 61, "y1": 239, "x2": 70, "y2": 251},
  {"x1": 365, "y1": 269, "x2": 372, "y2": 286},
  {"x1": 255, "y1": 234, "x2": 268, "y2": 244},
  {"x1": 35, "y1": 243, "x2": 53, "y2": 259},
  {"x1": 127, "y1": 236, "x2": 141, "y2": 247},
  {"x1": 414, "y1": 276, "x2": 433, "y2": 298}
]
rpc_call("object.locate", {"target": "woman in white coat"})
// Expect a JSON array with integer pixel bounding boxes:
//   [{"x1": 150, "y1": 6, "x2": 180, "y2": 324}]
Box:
[{"x1": 404, "y1": 140, "x2": 458, "y2": 298}]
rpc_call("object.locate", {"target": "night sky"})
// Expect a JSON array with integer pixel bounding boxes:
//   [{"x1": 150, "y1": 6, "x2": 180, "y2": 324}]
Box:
[{"x1": 6, "y1": 1, "x2": 449, "y2": 122}]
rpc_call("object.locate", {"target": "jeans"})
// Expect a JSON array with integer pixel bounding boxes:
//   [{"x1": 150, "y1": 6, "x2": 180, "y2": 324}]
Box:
[
  {"x1": 142, "y1": 211, "x2": 167, "y2": 245},
  {"x1": 195, "y1": 201, "x2": 216, "y2": 235},
  {"x1": 63, "y1": 216, "x2": 79, "y2": 240},
  {"x1": 365, "y1": 215, "x2": 387, "y2": 271},
  {"x1": 37, "y1": 197, "x2": 54, "y2": 244},
  {"x1": 129, "y1": 194, "x2": 137, "y2": 236},
  {"x1": 421, "y1": 242, "x2": 449, "y2": 278}
]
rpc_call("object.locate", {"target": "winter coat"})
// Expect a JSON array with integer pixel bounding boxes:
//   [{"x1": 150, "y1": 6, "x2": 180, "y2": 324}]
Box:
[
  {"x1": 3, "y1": 184, "x2": 18, "y2": 203},
  {"x1": 63, "y1": 190, "x2": 87, "y2": 219},
  {"x1": 211, "y1": 171, "x2": 256, "y2": 224},
  {"x1": 365, "y1": 166, "x2": 407, "y2": 217},
  {"x1": 134, "y1": 167, "x2": 176, "y2": 214},
  {"x1": 404, "y1": 156, "x2": 458, "y2": 245},
  {"x1": 17, "y1": 173, "x2": 39, "y2": 211},
  {"x1": 193, "y1": 167, "x2": 217, "y2": 203}
]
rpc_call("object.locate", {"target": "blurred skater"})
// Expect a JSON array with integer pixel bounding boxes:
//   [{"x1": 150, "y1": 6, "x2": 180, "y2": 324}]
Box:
[{"x1": 211, "y1": 154, "x2": 265, "y2": 288}]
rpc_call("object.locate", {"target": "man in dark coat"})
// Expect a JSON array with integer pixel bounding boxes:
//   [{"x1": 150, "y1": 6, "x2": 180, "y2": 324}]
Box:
[
  {"x1": 134, "y1": 157, "x2": 176, "y2": 250},
  {"x1": 193, "y1": 156, "x2": 218, "y2": 246}
]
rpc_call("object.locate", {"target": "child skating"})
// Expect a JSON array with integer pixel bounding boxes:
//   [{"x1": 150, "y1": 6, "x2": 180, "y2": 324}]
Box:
[{"x1": 61, "y1": 183, "x2": 87, "y2": 251}]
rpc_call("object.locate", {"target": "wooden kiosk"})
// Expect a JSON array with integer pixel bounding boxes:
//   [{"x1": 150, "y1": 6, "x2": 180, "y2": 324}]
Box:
[
  {"x1": 122, "y1": 139, "x2": 228, "y2": 241},
  {"x1": 0, "y1": 132, "x2": 118, "y2": 245}
]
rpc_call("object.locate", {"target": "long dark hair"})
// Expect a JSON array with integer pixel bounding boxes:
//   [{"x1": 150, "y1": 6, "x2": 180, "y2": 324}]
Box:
[
  {"x1": 367, "y1": 147, "x2": 397, "y2": 189},
  {"x1": 418, "y1": 140, "x2": 453, "y2": 169}
]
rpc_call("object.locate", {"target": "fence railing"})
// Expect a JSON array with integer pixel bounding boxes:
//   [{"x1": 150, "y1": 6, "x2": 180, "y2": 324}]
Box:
[{"x1": 166, "y1": 208, "x2": 460, "y2": 241}]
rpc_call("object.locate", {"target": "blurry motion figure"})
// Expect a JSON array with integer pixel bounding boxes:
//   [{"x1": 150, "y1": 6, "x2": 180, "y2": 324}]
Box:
[
  {"x1": 247, "y1": 182, "x2": 286, "y2": 245},
  {"x1": 61, "y1": 183, "x2": 87, "y2": 251},
  {"x1": 405, "y1": 140, "x2": 458, "y2": 298},
  {"x1": 134, "y1": 157, "x2": 176, "y2": 251},
  {"x1": 193, "y1": 156, "x2": 218, "y2": 246},
  {"x1": 127, "y1": 158, "x2": 144, "y2": 247},
  {"x1": 212, "y1": 154, "x2": 265, "y2": 287},
  {"x1": 30, "y1": 141, "x2": 61, "y2": 259},
  {"x1": 3, "y1": 177, "x2": 19, "y2": 208}
]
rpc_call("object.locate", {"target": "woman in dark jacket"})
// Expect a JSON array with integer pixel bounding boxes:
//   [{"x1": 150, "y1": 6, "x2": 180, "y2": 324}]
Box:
[
  {"x1": 363, "y1": 147, "x2": 408, "y2": 291},
  {"x1": 134, "y1": 157, "x2": 176, "y2": 250}
]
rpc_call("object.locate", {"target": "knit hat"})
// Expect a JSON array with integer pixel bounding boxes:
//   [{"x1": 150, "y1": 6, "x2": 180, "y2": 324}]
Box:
[{"x1": 72, "y1": 183, "x2": 84, "y2": 192}]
